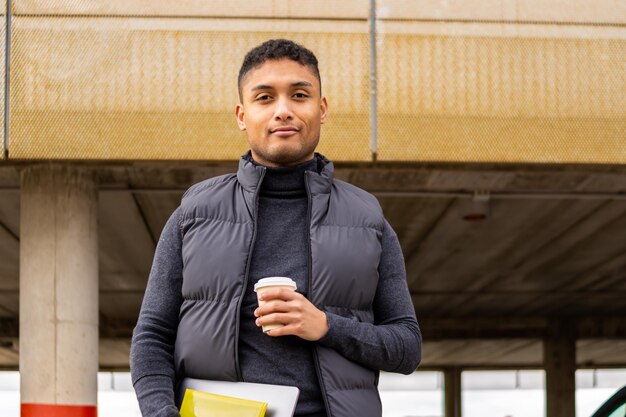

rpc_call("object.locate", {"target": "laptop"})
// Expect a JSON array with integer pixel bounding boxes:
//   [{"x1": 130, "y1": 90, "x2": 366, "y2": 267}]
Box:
[{"x1": 178, "y1": 377, "x2": 300, "y2": 417}]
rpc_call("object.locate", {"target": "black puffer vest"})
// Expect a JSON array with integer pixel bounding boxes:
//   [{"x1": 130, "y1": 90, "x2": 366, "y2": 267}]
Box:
[{"x1": 175, "y1": 154, "x2": 385, "y2": 417}]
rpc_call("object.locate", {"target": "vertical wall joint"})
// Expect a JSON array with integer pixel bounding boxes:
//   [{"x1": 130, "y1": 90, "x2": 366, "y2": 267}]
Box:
[
  {"x1": 3, "y1": 0, "x2": 11, "y2": 159},
  {"x1": 369, "y1": 0, "x2": 377, "y2": 162}
]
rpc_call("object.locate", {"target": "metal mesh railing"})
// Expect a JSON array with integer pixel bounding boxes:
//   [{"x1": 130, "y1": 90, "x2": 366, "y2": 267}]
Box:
[
  {"x1": 3, "y1": 1, "x2": 626, "y2": 163},
  {"x1": 376, "y1": 29, "x2": 626, "y2": 162},
  {"x1": 8, "y1": 17, "x2": 371, "y2": 160}
]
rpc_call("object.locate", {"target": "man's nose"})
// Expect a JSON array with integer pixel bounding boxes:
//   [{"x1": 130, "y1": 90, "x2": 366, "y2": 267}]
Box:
[{"x1": 273, "y1": 97, "x2": 293, "y2": 121}]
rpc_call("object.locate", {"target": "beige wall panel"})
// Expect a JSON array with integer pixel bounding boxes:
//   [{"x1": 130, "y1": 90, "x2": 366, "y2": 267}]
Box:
[
  {"x1": 378, "y1": 0, "x2": 512, "y2": 21},
  {"x1": 378, "y1": 33, "x2": 626, "y2": 163},
  {"x1": 378, "y1": 20, "x2": 626, "y2": 40},
  {"x1": 379, "y1": 35, "x2": 625, "y2": 118},
  {"x1": 14, "y1": 0, "x2": 369, "y2": 19},
  {"x1": 377, "y1": 116, "x2": 626, "y2": 163},
  {"x1": 378, "y1": 0, "x2": 626, "y2": 25},
  {"x1": 515, "y1": 0, "x2": 626, "y2": 25},
  {"x1": 9, "y1": 18, "x2": 370, "y2": 160}
]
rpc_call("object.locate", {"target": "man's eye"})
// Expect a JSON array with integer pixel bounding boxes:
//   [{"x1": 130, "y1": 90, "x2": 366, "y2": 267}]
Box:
[
  {"x1": 293, "y1": 93, "x2": 308, "y2": 99},
  {"x1": 256, "y1": 95, "x2": 272, "y2": 101}
]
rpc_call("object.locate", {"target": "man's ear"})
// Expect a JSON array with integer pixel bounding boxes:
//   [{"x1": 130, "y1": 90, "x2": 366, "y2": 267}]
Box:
[
  {"x1": 235, "y1": 103, "x2": 246, "y2": 131},
  {"x1": 320, "y1": 96, "x2": 328, "y2": 124}
]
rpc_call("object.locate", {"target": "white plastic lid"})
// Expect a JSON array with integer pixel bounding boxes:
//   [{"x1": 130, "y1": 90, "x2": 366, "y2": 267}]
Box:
[{"x1": 254, "y1": 277, "x2": 297, "y2": 292}]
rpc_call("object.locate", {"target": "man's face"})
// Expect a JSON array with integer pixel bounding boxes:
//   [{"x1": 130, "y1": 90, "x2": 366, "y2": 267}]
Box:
[{"x1": 235, "y1": 59, "x2": 328, "y2": 167}]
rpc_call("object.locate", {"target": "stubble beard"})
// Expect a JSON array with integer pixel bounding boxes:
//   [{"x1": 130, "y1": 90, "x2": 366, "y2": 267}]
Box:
[{"x1": 252, "y1": 137, "x2": 319, "y2": 167}]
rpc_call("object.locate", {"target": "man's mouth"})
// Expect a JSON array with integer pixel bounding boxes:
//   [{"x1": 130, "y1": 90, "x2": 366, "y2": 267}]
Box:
[{"x1": 270, "y1": 126, "x2": 300, "y2": 137}]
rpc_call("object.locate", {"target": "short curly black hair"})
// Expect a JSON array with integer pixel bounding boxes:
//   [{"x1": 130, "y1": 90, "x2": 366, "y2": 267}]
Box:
[{"x1": 237, "y1": 39, "x2": 321, "y2": 101}]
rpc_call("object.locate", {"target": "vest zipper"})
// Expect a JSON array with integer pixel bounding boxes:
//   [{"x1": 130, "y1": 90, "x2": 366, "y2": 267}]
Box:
[
  {"x1": 234, "y1": 168, "x2": 266, "y2": 381},
  {"x1": 305, "y1": 172, "x2": 332, "y2": 417}
]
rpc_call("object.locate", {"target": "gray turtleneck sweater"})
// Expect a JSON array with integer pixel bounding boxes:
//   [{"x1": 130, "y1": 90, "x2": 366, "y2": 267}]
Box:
[
  {"x1": 238, "y1": 157, "x2": 325, "y2": 416},
  {"x1": 130, "y1": 156, "x2": 421, "y2": 417}
]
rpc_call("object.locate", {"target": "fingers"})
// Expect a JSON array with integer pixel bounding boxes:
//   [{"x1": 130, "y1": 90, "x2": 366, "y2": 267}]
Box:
[
  {"x1": 253, "y1": 289, "x2": 329, "y2": 341},
  {"x1": 257, "y1": 288, "x2": 301, "y2": 302},
  {"x1": 261, "y1": 312, "x2": 328, "y2": 341},
  {"x1": 257, "y1": 314, "x2": 311, "y2": 339},
  {"x1": 264, "y1": 322, "x2": 303, "y2": 337},
  {"x1": 254, "y1": 299, "x2": 297, "y2": 318},
  {"x1": 255, "y1": 300, "x2": 329, "y2": 341},
  {"x1": 255, "y1": 311, "x2": 302, "y2": 329},
  {"x1": 255, "y1": 290, "x2": 305, "y2": 317}
]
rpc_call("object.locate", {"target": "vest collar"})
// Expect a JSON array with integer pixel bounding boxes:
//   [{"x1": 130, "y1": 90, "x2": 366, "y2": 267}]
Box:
[
  {"x1": 306, "y1": 154, "x2": 334, "y2": 196},
  {"x1": 237, "y1": 151, "x2": 334, "y2": 195},
  {"x1": 237, "y1": 152, "x2": 266, "y2": 193}
]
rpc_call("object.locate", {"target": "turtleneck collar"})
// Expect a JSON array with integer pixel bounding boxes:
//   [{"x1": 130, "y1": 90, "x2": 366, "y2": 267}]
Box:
[
  {"x1": 246, "y1": 154, "x2": 319, "y2": 198},
  {"x1": 237, "y1": 151, "x2": 334, "y2": 196}
]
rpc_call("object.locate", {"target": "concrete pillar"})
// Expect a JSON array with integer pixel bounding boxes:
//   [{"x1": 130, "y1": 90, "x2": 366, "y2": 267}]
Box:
[
  {"x1": 544, "y1": 322, "x2": 576, "y2": 417},
  {"x1": 444, "y1": 367, "x2": 462, "y2": 417},
  {"x1": 20, "y1": 165, "x2": 98, "y2": 417}
]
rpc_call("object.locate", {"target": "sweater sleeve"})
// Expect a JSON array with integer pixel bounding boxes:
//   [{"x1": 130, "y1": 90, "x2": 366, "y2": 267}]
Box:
[
  {"x1": 317, "y1": 220, "x2": 422, "y2": 374},
  {"x1": 130, "y1": 207, "x2": 184, "y2": 417}
]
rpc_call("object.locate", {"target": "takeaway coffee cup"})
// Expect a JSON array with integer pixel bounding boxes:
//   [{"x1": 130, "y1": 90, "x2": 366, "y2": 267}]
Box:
[{"x1": 254, "y1": 277, "x2": 297, "y2": 333}]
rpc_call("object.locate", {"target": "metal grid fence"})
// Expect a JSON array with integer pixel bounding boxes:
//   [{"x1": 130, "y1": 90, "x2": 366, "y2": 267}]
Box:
[{"x1": 2, "y1": 0, "x2": 626, "y2": 162}]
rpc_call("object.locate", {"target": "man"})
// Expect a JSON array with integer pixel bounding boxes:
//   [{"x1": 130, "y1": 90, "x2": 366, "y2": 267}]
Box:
[{"x1": 130, "y1": 39, "x2": 422, "y2": 417}]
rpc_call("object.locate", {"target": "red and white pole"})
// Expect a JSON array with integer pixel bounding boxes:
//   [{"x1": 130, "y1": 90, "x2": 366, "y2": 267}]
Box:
[{"x1": 20, "y1": 165, "x2": 99, "y2": 417}]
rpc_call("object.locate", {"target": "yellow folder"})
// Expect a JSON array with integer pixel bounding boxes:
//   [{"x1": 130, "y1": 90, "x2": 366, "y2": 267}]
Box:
[{"x1": 179, "y1": 388, "x2": 268, "y2": 417}]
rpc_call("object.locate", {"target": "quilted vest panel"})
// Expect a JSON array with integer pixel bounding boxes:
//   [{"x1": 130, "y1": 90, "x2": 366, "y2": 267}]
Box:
[{"x1": 174, "y1": 157, "x2": 386, "y2": 416}]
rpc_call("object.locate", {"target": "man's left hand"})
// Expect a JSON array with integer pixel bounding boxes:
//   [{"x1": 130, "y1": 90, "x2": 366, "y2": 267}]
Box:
[{"x1": 254, "y1": 289, "x2": 329, "y2": 341}]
